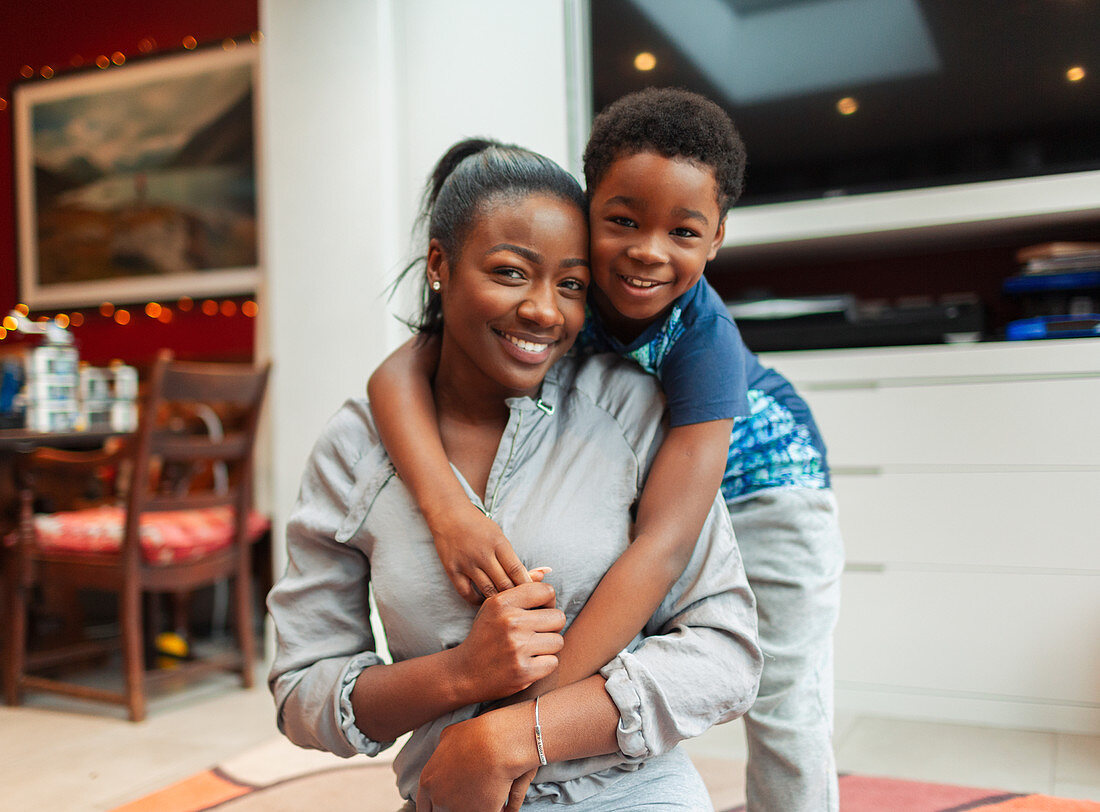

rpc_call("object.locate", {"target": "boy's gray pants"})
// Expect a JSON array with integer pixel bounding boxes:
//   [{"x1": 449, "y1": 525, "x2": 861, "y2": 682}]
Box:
[{"x1": 728, "y1": 487, "x2": 844, "y2": 812}]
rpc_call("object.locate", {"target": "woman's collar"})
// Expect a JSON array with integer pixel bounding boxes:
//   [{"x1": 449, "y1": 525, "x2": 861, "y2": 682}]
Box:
[{"x1": 503, "y1": 359, "x2": 566, "y2": 415}]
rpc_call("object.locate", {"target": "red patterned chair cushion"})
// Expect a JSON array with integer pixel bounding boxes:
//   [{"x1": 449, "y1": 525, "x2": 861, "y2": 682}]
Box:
[{"x1": 26, "y1": 505, "x2": 271, "y2": 565}]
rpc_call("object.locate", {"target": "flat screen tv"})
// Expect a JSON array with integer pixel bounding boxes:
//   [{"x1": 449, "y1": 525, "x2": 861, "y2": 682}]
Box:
[{"x1": 590, "y1": 0, "x2": 1100, "y2": 244}]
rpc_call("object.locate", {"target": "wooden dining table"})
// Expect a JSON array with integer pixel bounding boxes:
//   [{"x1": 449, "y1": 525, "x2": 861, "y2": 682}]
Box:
[
  {"x1": 0, "y1": 427, "x2": 129, "y2": 527},
  {"x1": 0, "y1": 427, "x2": 127, "y2": 452},
  {"x1": 0, "y1": 427, "x2": 131, "y2": 657}
]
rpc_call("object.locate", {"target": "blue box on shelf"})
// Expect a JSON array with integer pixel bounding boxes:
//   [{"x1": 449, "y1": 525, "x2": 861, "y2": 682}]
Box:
[{"x1": 1005, "y1": 315, "x2": 1100, "y2": 341}]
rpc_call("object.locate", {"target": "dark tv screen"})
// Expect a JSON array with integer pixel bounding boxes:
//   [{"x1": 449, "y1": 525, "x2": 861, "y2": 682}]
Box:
[{"x1": 590, "y1": 0, "x2": 1100, "y2": 206}]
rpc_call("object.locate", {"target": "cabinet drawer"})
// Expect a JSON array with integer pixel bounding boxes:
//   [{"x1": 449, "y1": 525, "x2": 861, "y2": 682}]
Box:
[
  {"x1": 805, "y1": 377, "x2": 1100, "y2": 466},
  {"x1": 833, "y1": 471, "x2": 1100, "y2": 571},
  {"x1": 835, "y1": 569, "x2": 1100, "y2": 705}
]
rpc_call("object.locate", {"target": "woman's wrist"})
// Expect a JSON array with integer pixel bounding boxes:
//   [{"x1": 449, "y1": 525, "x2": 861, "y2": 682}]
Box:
[
  {"x1": 437, "y1": 644, "x2": 482, "y2": 709},
  {"x1": 477, "y1": 701, "x2": 544, "y2": 776}
]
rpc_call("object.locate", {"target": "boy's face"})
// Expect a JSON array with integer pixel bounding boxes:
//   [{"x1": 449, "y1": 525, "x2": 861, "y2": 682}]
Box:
[{"x1": 588, "y1": 151, "x2": 726, "y2": 334}]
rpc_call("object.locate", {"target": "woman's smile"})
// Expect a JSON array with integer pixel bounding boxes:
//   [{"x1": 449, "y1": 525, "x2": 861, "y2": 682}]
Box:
[{"x1": 493, "y1": 328, "x2": 555, "y2": 362}]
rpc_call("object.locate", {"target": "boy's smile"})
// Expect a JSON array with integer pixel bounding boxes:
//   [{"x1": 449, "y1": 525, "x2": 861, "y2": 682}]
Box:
[{"x1": 588, "y1": 151, "x2": 726, "y2": 341}]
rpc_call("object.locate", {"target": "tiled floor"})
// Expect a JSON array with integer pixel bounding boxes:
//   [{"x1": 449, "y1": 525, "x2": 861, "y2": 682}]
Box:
[
  {"x1": 683, "y1": 713, "x2": 1100, "y2": 803},
  {"x1": 1, "y1": 670, "x2": 277, "y2": 811},
  {"x1": 3, "y1": 671, "x2": 1099, "y2": 810}
]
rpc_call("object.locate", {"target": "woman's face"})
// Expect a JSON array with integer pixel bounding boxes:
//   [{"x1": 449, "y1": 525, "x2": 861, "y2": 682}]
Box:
[{"x1": 430, "y1": 193, "x2": 589, "y2": 401}]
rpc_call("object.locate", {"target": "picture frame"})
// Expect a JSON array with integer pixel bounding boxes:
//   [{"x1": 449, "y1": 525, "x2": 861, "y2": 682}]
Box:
[{"x1": 13, "y1": 43, "x2": 261, "y2": 310}]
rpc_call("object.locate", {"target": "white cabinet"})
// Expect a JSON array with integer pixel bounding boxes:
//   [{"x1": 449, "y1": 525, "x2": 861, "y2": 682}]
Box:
[{"x1": 761, "y1": 338, "x2": 1100, "y2": 734}]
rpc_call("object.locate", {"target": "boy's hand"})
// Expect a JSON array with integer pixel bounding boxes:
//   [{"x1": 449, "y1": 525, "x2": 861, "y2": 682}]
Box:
[{"x1": 430, "y1": 502, "x2": 532, "y2": 603}]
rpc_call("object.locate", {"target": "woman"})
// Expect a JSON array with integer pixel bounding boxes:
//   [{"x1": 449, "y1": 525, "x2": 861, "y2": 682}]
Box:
[{"x1": 268, "y1": 139, "x2": 762, "y2": 810}]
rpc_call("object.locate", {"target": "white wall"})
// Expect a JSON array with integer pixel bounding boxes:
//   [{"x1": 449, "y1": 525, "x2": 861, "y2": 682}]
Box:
[{"x1": 258, "y1": 0, "x2": 575, "y2": 578}]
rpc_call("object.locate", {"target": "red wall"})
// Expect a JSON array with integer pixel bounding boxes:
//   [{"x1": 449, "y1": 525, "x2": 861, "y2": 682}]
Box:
[{"x1": 1, "y1": 0, "x2": 259, "y2": 364}]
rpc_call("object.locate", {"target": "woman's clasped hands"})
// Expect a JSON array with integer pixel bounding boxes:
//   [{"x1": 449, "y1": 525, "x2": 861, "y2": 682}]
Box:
[
  {"x1": 453, "y1": 572, "x2": 563, "y2": 701},
  {"x1": 419, "y1": 573, "x2": 563, "y2": 811}
]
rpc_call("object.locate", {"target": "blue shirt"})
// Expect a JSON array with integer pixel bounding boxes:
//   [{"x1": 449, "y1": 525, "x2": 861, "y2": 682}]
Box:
[{"x1": 576, "y1": 279, "x2": 829, "y2": 501}]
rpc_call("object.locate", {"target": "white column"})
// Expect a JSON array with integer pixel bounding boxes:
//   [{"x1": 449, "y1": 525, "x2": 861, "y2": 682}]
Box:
[{"x1": 258, "y1": 0, "x2": 574, "y2": 577}]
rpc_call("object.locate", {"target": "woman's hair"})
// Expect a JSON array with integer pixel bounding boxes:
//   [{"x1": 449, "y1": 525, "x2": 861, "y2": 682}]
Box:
[
  {"x1": 583, "y1": 87, "x2": 746, "y2": 212},
  {"x1": 400, "y1": 138, "x2": 587, "y2": 336}
]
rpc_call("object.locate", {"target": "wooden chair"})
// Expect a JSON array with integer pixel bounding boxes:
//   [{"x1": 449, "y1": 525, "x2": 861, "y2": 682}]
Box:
[{"x1": 2, "y1": 352, "x2": 271, "y2": 721}]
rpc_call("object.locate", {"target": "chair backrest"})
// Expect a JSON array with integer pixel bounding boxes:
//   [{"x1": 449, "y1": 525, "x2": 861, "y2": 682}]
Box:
[{"x1": 123, "y1": 352, "x2": 271, "y2": 565}]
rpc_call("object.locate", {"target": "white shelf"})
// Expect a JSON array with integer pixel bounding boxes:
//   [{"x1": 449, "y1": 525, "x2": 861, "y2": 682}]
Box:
[{"x1": 722, "y1": 169, "x2": 1100, "y2": 257}]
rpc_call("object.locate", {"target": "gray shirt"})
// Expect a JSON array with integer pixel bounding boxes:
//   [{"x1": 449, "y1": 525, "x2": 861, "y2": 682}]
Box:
[{"x1": 268, "y1": 354, "x2": 762, "y2": 806}]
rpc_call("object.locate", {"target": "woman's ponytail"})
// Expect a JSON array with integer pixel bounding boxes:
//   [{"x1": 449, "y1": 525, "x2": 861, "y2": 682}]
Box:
[{"x1": 423, "y1": 138, "x2": 497, "y2": 213}]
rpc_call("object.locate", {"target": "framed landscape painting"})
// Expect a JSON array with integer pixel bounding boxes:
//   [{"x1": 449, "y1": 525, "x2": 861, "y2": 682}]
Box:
[{"x1": 13, "y1": 43, "x2": 260, "y2": 309}]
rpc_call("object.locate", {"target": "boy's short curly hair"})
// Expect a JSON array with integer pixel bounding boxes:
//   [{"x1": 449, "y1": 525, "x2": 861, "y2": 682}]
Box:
[{"x1": 584, "y1": 87, "x2": 746, "y2": 212}]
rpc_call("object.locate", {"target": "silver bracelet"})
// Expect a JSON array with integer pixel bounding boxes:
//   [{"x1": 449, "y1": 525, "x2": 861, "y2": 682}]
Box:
[{"x1": 534, "y1": 695, "x2": 547, "y2": 767}]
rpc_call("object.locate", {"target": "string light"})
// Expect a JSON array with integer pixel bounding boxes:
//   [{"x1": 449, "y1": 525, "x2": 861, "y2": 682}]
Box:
[
  {"x1": 0, "y1": 296, "x2": 258, "y2": 342},
  {"x1": 0, "y1": 99, "x2": 6, "y2": 112},
  {"x1": 837, "y1": 96, "x2": 859, "y2": 115},
  {"x1": 11, "y1": 34, "x2": 252, "y2": 100},
  {"x1": 1066, "y1": 66, "x2": 1086, "y2": 82},
  {"x1": 634, "y1": 52, "x2": 657, "y2": 72}
]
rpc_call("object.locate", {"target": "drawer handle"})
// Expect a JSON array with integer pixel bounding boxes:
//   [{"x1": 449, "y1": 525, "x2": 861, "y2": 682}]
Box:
[
  {"x1": 845, "y1": 562, "x2": 886, "y2": 573},
  {"x1": 831, "y1": 466, "x2": 883, "y2": 476}
]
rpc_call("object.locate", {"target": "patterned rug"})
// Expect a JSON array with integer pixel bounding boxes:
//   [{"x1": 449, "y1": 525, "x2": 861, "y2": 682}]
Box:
[{"x1": 111, "y1": 737, "x2": 1100, "y2": 812}]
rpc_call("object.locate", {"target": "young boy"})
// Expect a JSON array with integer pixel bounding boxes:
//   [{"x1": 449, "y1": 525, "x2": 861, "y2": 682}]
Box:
[{"x1": 368, "y1": 88, "x2": 843, "y2": 811}]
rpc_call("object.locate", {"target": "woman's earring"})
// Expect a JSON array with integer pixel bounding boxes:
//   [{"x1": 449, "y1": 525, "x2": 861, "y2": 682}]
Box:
[{"x1": 431, "y1": 280, "x2": 441, "y2": 292}]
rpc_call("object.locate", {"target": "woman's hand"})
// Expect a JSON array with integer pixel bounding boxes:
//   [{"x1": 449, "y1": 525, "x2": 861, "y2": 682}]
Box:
[
  {"x1": 429, "y1": 502, "x2": 532, "y2": 604},
  {"x1": 416, "y1": 707, "x2": 535, "y2": 812},
  {"x1": 453, "y1": 581, "x2": 565, "y2": 701},
  {"x1": 504, "y1": 768, "x2": 538, "y2": 812}
]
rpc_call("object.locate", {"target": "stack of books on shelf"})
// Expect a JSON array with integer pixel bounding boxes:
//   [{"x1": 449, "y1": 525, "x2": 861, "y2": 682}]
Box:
[{"x1": 1003, "y1": 242, "x2": 1100, "y2": 340}]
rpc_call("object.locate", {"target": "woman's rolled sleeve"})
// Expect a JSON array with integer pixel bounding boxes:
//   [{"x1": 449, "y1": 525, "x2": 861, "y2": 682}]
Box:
[
  {"x1": 268, "y1": 399, "x2": 396, "y2": 758},
  {"x1": 599, "y1": 498, "x2": 762, "y2": 759},
  {"x1": 338, "y1": 652, "x2": 393, "y2": 755}
]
